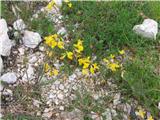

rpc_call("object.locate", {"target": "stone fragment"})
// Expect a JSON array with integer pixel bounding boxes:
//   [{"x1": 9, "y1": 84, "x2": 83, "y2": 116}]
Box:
[
  {"x1": 0, "y1": 72, "x2": 17, "y2": 84},
  {"x1": 133, "y1": 19, "x2": 158, "y2": 40},
  {"x1": 22, "y1": 30, "x2": 42, "y2": 48}
]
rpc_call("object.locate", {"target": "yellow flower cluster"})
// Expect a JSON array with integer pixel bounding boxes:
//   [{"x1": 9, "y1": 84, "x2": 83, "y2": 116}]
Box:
[
  {"x1": 60, "y1": 39, "x2": 84, "y2": 60},
  {"x1": 74, "y1": 39, "x2": 84, "y2": 54},
  {"x1": 44, "y1": 33, "x2": 127, "y2": 75},
  {"x1": 78, "y1": 57, "x2": 99, "y2": 75},
  {"x1": 103, "y1": 50, "x2": 125, "y2": 72},
  {"x1": 44, "y1": 63, "x2": 59, "y2": 76},
  {"x1": 46, "y1": 0, "x2": 55, "y2": 10},
  {"x1": 136, "y1": 108, "x2": 154, "y2": 120},
  {"x1": 46, "y1": 0, "x2": 72, "y2": 11},
  {"x1": 103, "y1": 58, "x2": 120, "y2": 72},
  {"x1": 44, "y1": 36, "x2": 100, "y2": 75},
  {"x1": 64, "y1": 0, "x2": 72, "y2": 8},
  {"x1": 44, "y1": 34, "x2": 64, "y2": 49}
]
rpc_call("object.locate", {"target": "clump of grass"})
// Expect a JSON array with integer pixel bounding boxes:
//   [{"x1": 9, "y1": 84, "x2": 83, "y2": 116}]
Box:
[
  {"x1": 67, "y1": 90, "x2": 105, "y2": 119},
  {"x1": 2, "y1": 83, "x2": 42, "y2": 119}
]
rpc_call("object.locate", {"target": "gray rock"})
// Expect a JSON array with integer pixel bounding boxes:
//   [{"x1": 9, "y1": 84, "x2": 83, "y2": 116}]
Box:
[
  {"x1": 59, "y1": 109, "x2": 83, "y2": 120},
  {"x1": 133, "y1": 19, "x2": 158, "y2": 40},
  {"x1": 68, "y1": 74, "x2": 76, "y2": 81},
  {"x1": 54, "y1": 80, "x2": 60, "y2": 85},
  {"x1": 18, "y1": 47, "x2": 25, "y2": 55},
  {"x1": 111, "y1": 109, "x2": 117, "y2": 117},
  {"x1": 59, "y1": 84, "x2": 64, "y2": 90},
  {"x1": 93, "y1": 94, "x2": 99, "y2": 100},
  {"x1": 49, "y1": 94, "x2": 56, "y2": 99},
  {"x1": 59, "y1": 106, "x2": 64, "y2": 111},
  {"x1": 3, "y1": 89, "x2": 13, "y2": 96},
  {"x1": 90, "y1": 111, "x2": 102, "y2": 120},
  {"x1": 28, "y1": 56, "x2": 37, "y2": 63},
  {"x1": 32, "y1": 14, "x2": 38, "y2": 19},
  {"x1": 102, "y1": 108, "x2": 112, "y2": 120},
  {"x1": 158, "y1": 102, "x2": 160, "y2": 110},
  {"x1": 22, "y1": 30, "x2": 42, "y2": 48},
  {"x1": 0, "y1": 33, "x2": 12, "y2": 56},
  {"x1": 13, "y1": 19, "x2": 26, "y2": 31},
  {"x1": 113, "y1": 93, "x2": 121, "y2": 106},
  {"x1": 0, "y1": 72, "x2": 17, "y2": 84},
  {"x1": 57, "y1": 27, "x2": 67, "y2": 35},
  {"x1": 57, "y1": 93, "x2": 64, "y2": 100},
  {"x1": 0, "y1": 57, "x2": 3, "y2": 74}
]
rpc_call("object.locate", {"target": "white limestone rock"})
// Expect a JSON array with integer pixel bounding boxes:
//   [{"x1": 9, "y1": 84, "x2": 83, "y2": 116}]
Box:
[
  {"x1": 0, "y1": 72, "x2": 17, "y2": 84},
  {"x1": 0, "y1": 57, "x2": 3, "y2": 74},
  {"x1": 54, "y1": 0, "x2": 62, "y2": 7},
  {"x1": 0, "y1": 83, "x2": 4, "y2": 91},
  {"x1": 0, "y1": 33, "x2": 13, "y2": 56},
  {"x1": 0, "y1": 19, "x2": 8, "y2": 35},
  {"x1": 0, "y1": 19, "x2": 12, "y2": 56},
  {"x1": 133, "y1": 19, "x2": 158, "y2": 40},
  {"x1": 13, "y1": 19, "x2": 26, "y2": 31},
  {"x1": 22, "y1": 30, "x2": 42, "y2": 48}
]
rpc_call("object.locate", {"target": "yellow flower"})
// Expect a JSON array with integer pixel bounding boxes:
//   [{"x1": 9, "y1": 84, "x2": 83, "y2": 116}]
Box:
[
  {"x1": 78, "y1": 58, "x2": 84, "y2": 65},
  {"x1": 52, "y1": 34, "x2": 58, "y2": 39},
  {"x1": 108, "y1": 63, "x2": 120, "y2": 72},
  {"x1": 44, "y1": 35, "x2": 57, "y2": 48},
  {"x1": 90, "y1": 63, "x2": 99, "y2": 74},
  {"x1": 52, "y1": 69, "x2": 59, "y2": 76},
  {"x1": 46, "y1": 0, "x2": 55, "y2": 10},
  {"x1": 147, "y1": 116, "x2": 154, "y2": 120},
  {"x1": 90, "y1": 66, "x2": 94, "y2": 74},
  {"x1": 49, "y1": 68, "x2": 59, "y2": 76},
  {"x1": 110, "y1": 54, "x2": 115, "y2": 59},
  {"x1": 82, "y1": 69, "x2": 89, "y2": 75},
  {"x1": 78, "y1": 57, "x2": 91, "y2": 68},
  {"x1": 57, "y1": 41, "x2": 64, "y2": 49},
  {"x1": 51, "y1": 40, "x2": 57, "y2": 48},
  {"x1": 103, "y1": 58, "x2": 109, "y2": 64},
  {"x1": 74, "y1": 39, "x2": 84, "y2": 53},
  {"x1": 66, "y1": 51, "x2": 73, "y2": 60},
  {"x1": 136, "y1": 109, "x2": 146, "y2": 119},
  {"x1": 68, "y1": 3, "x2": 72, "y2": 8},
  {"x1": 93, "y1": 63, "x2": 99, "y2": 69},
  {"x1": 44, "y1": 63, "x2": 50, "y2": 72},
  {"x1": 44, "y1": 36, "x2": 53, "y2": 45},
  {"x1": 83, "y1": 63, "x2": 90, "y2": 69},
  {"x1": 119, "y1": 50, "x2": 125, "y2": 55}
]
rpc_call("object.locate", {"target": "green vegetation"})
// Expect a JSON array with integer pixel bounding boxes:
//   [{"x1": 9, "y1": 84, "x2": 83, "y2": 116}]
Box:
[
  {"x1": 1, "y1": 1, "x2": 55, "y2": 36},
  {"x1": 62, "y1": 1, "x2": 160, "y2": 117}
]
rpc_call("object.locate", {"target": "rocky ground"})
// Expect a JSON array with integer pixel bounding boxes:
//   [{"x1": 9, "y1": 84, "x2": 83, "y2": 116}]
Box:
[{"x1": 0, "y1": 1, "x2": 158, "y2": 120}]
